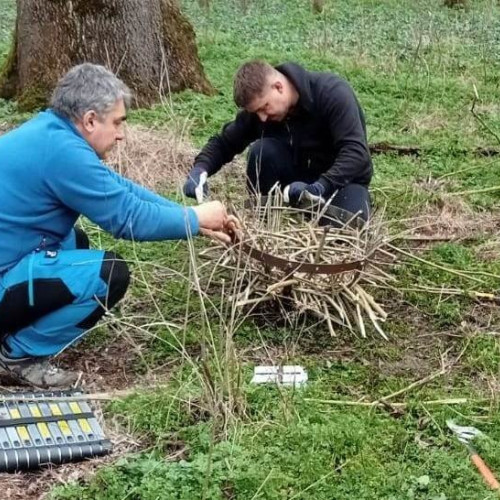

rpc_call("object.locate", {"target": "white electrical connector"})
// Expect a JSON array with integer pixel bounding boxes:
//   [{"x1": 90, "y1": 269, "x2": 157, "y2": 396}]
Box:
[{"x1": 251, "y1": 365, "x2": 308, "y2": 387}]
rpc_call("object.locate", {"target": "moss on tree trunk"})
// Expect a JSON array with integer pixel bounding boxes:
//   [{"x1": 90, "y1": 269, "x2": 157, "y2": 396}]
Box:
[{"x1": 0, "y1": 0, "x2": 214, "y2": 111}]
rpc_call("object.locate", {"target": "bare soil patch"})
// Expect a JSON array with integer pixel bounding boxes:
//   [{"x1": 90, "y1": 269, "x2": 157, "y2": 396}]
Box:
[{"x1": 404, "y1": 189, "x2": 500, "y2": 241}]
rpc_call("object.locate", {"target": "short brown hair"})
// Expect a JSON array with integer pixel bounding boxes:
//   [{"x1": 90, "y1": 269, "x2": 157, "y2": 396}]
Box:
[{"x1": 233, "y1": 60, "x2": 275, "y2": 108}]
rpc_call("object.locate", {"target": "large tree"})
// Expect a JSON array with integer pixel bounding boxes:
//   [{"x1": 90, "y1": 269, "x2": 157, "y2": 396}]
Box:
[{"x1": 0, "y1": 0, "x2": 214, "y2": 111}]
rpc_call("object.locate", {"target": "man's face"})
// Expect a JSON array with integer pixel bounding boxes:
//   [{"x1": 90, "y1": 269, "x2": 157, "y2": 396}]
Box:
[
  {"x1": 84, "y1": 99, "x2": 127, "y2": 159},
  {"x1": 246, "y1": 80, "x2": 292, "y2": 123}
]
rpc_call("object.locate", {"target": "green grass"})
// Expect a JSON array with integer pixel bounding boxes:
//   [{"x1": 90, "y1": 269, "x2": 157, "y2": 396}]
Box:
[
  {"x1": 0, "y1": 0, "x2": 14, "y2": 53},
  {"x1": 464, "y1": 333, "x2": 500, "y2": 374},
  {"x1": 1, "y1": 0, "x2": 500, "y2": 498},
  {"x1": 395, "y1": 242, "x2": 500, "y2": 324},
  {"x1": 51, "y1": 372, "x2": 500, "y2": 500}
]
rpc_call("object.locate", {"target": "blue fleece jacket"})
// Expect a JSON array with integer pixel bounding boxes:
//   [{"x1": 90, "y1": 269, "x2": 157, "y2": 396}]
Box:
[{"x1": 0, "y1": 110, "x2": 199, "y2": 273}]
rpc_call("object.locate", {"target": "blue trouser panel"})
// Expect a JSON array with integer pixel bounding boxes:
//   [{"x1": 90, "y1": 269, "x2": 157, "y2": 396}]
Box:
[
  {"x1": 0, "y1": 228, "x2": 130, "y2": 358},
  {"x1": 247, "y1": 138, "x2": 371, "y2": 220}
]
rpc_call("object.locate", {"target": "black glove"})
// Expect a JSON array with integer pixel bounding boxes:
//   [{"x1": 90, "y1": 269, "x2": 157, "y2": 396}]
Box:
[
  {"x1": 283, "y1": 181, "x2": 325, "y2": 206},
  {"x1": 183, "y1": 165, "x2": 208, "y2": 203}
]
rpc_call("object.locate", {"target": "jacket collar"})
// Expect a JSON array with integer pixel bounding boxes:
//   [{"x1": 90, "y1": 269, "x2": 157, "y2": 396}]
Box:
[
  {"x1": 275, "y1": 62, "x2": 314, "y2": 113},
  {"x1": 46, "y1": 109, "x2": 84, "y2": 139}
]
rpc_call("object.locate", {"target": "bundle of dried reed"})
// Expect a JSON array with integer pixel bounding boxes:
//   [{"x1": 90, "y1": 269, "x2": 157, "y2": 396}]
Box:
[{"x1": 200, "y1": 189, "x2": 392, "y2": 339}]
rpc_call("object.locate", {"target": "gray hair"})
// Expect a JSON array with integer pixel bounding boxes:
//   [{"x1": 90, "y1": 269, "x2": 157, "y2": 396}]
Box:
[{"x1": 50, "y1": 63, "x2": 132, "y2": 121}]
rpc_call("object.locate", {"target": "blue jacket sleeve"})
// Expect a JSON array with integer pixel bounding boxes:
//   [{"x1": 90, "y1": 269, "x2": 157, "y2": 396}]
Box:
[
  {"x1": 107, "y1": 169, "x2": 182, "y2": 208},
  {"x1": 45, "y1": 142, "x2": 199, "y2": 241}
]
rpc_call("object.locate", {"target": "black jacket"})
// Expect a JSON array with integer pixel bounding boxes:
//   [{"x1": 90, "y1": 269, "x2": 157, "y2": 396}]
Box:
[{"x1": 194, "y1": 63, "x2": 373, "y2": 193}]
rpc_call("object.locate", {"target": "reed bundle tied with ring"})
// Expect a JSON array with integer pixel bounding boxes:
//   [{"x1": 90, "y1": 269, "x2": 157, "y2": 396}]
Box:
[{"x1": 200, "y1": 189, "x2": 392, "y2": 339}]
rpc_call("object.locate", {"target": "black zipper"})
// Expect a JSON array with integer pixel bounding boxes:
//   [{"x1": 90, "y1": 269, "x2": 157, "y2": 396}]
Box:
[{"x1": 285, "y1": 121, "x2": 293, "y2": 147}]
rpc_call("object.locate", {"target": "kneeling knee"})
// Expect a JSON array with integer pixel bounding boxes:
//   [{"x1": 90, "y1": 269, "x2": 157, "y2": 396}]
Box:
[
  {"x1": 247, "y1": 139, "x2": 279, "y2": 169},
  {"x1": 100, "y1": 252, "x2": 130, "y2": 308}
]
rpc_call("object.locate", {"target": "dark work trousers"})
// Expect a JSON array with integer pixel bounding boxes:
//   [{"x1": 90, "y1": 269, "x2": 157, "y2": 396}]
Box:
[
  {"x1": 247, "y1": 138, "x2": 371, "y2": 220},
  {"x1": 0, "y1": 227, "x2": 130, "y2": 358}
]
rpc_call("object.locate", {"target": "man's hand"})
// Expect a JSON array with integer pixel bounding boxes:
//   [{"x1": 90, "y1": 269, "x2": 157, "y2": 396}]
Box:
[
  {"x1": 225, "y1": 214, "x2": 241, "y2": 236},
  {"x1": 192, "y1": 201, "x2": 227, "y2": 230},
  {"x1": 192, "y1": 202, "x2": 241, "y2": 245},
  {"x1": 183, "y1": 165, "x2": 208, "y2": 203},
  {"x1": 283, "y1": 181, "x2": 325, "y2": 206}
]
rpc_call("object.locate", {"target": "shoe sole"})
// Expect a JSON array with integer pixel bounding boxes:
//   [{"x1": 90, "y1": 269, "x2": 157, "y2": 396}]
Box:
[
  {"x1": 0, "y1": 359, "x2": 38, "y2": 387},
  {"x1": 0, "y1": 359, "x2": 68, "y2": 389}
]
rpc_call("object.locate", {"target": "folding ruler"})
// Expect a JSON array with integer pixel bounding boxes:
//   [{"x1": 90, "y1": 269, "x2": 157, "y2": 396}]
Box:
[{"x1": 0, "y1": 390, "x2": 112, "y2": 472}]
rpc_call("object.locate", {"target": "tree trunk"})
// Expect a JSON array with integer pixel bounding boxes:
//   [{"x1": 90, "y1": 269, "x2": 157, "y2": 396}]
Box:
[{"x1": 0, "y1": 0, "x2": 214, "y2": 111}]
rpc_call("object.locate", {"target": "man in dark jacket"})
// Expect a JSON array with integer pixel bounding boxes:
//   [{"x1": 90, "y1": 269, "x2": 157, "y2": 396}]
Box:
[{"x1": 183, "y1": 60, "x2": 372, "y2": 220}]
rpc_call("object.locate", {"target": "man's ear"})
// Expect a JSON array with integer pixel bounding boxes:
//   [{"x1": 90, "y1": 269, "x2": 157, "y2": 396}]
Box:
[
  {"x1": 272, "y1": 80, "x2": 284, "y2": 93},
  {"x1": 81, "y1": 110, "x2": 98, "y2": 133}
]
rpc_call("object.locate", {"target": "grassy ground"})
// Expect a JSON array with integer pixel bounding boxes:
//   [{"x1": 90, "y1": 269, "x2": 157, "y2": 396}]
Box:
[{"x1": 2, "y1": 0, "x2": 500, "y2": 498}]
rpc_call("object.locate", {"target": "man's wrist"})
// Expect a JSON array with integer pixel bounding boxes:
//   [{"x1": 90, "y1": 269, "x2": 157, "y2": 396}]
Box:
[
  {"x1": 315, "y1": 177, "x2": 336, "y2": 197},
  {"x1": 186, "y1": 207, "x2": 200, "y2": 235},
  {"x1": 310, "y1": 181, "x2": 326, "y2": 195},
  {"x1": 192, "y1": 164, "x2": 209, "y2": 176}
]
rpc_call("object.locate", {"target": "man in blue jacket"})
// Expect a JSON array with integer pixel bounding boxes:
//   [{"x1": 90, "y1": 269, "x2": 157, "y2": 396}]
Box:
[
  {"x1": 184, "y1": 60, "x2": 372, "y2": 220},
  {"x1": 0, "y1": 63, "x2": 234, "y2": 388}
]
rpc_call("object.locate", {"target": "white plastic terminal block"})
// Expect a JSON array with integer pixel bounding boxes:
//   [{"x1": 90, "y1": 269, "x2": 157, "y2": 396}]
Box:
[{"x1": 251, "y1": 365, "x2": 308, "y2": 386}]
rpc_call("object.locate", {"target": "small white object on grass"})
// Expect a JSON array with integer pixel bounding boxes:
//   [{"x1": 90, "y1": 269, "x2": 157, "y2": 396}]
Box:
[{"x1": 251, "y1": 365, "x2": 308, "y2": 387}]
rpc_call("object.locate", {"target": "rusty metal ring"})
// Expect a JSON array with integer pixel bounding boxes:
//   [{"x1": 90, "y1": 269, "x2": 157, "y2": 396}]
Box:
[{"x1": 232, "y1": 197, "x2": 366, "y2": 276}]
